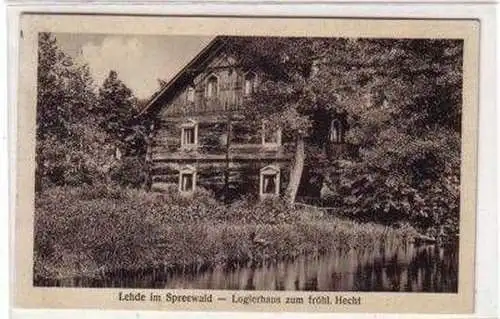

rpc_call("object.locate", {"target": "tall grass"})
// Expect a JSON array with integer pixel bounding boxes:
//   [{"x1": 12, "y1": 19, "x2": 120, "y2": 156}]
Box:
[{"x1": 34, "y1": 185, "x2": 417, "y2": 282}]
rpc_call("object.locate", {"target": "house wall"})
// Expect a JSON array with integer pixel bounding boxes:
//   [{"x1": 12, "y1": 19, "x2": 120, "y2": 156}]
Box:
[
  {"x1": 162, "y1": 54, "x2": 248, "y2": 117},
  {"x1": 149, "y1": 53, "x2": 293, "y2": 198},
  {"x1": 151, "y1": 160, "x2": 290, "y2": 198},
  {"x1": 149, "y1": 113, "x2": 293, "y2": 197}
]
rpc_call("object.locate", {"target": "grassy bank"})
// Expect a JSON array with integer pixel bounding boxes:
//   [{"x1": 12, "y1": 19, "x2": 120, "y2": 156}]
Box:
[{"x1": 34, "y1": 185, "x2": 418, "y2": 281}]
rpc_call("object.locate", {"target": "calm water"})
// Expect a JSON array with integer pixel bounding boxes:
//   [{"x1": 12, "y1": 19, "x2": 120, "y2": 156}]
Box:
[
  {"x1": 162, "y1": 243, "x2": 458, "y2": 292},
  {"x1": 38, "y1": 242, "x2": 458, "y2": 292}
]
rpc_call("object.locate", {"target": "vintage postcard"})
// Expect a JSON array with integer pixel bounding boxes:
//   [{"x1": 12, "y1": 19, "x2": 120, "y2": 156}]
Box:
[{"x1": 13, "y1": 14, "x2": 479, "y2": 313}]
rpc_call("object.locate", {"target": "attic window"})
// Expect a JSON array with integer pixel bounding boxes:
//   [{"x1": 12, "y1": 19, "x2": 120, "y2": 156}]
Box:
[
  {"x1": 262, "y1": 121, "x2": 282, "y2": 146},
  {"x1": 179, "y1": 165, "x2": 196, "y2": 194},
  {"x1": 260, "y1": 165, "x2": 280, "y2": 197},
  {"x1": 206, "y1": 74, "x2": 218, "y2": 98},
  {"x1": 310, "y1": 59, "x2": 320, "y2": 77},
  {"x1": 187, "y1": 86, "x2": 195, "y2": 102},
  {"x1": 329, "y1": 119, "x2": 343, "y2": 143},
  {"x1": 181, "y1": 120, "x2": 198, "y2": 147},
  {"x1": 244, "y1": 72, "x2": 257, "y2": 96}
]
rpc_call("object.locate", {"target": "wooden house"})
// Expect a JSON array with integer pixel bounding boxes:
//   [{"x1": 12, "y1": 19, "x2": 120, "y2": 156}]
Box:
[{"x1": 138, "y1": 36, "x2": 351, "y2": 200}]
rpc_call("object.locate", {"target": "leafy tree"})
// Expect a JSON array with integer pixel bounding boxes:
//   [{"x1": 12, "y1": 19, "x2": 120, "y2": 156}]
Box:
[
  {"x1": 224, "y1": 36, "x2": 463, "y2": 237},
  {"x1": 97, "y1": 70, "x2": 138, "y2": 144},
  {"x1": 97, "y1": 71, "x2": 152, "y2": 187},
  {"x1": 36, "y1": 33, "x2": 114, "y2": 190},
  {"x1": 313, "y1": 39, "x2": 463, "y2": 234}
]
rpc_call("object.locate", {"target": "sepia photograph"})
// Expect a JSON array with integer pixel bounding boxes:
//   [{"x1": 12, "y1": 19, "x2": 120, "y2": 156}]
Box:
[
  {"x1": 33, "y1": 32, "x2": 462, "y2": 292},
  {"x1": 13, "y1": 14, "x2": 480, "y2": 313}
]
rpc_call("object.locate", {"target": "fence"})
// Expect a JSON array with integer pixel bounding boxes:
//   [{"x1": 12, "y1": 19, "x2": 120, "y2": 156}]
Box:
[{"x1": 293, "y1": 197, "x2": 339, "y2": 218}]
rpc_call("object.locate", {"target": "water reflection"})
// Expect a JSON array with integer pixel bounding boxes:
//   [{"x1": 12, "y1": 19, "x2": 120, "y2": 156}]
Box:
[
  {"x1": 163, "y1": 243, "x2": 457, "y2": 292},
  {"x1": 36, "y1": 242, "x2": 458, "y2": 292}
]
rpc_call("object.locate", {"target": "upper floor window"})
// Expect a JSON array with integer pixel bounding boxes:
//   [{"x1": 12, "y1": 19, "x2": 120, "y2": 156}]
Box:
[
  {"x1": 329, "y1": 119, "x2": 343, "y2": 143},
  {"x1": 179, "y1": 165, "x2": 196, "y2": 194},
  {"x1": 114, "y1": 147, "x2": 122, "y2": 160},
  {"x1": 205, "y1": 74, "x2": 218, "y2": 98},
  {"x1": 310, "y1": 59, "x2": 320, "y2": 77},
  {"x1": 181, "y1": 119, "x2": 198, "y2": 147},
  {"x1": 244, "y1": 72, "x2": 257, "y2": 96},
  {"x1": 186, "y1": 86, "x2": 195, "y2": 102},
  {"x1": 262, "y1": 121, "x2": 282, "y2": 146}
]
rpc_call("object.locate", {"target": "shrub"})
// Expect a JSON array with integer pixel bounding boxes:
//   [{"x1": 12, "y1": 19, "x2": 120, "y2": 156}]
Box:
[
  {"x1": 110, "y1": 156, "x2": 148, "y2": 188},
  {"x1": 323, "y1": 163, "x2": 460, "y2": 238}
]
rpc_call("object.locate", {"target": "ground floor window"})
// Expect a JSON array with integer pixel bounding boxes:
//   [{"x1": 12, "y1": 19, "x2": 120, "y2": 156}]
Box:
[
  {"x1": 262, "y1": 174, "x2": 276, "y2": 194},
  {"x1": 260, "y1": 165, "x2": 280, "y2": 197},
  {"x1": 179, "y1": 165, "x2": 196, "y2": 193},
  {"x1": 329, "y1": 119, "x2": 343, "y2": 143}
]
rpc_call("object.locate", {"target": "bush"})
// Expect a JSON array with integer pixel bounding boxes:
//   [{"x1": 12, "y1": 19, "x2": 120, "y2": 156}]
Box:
[
  {"x1": 110, "y1": 156, "x2": 148, "y2": 188},
  {"x1": 322, "y1": 161, "x2": 460, "y2": 238}
]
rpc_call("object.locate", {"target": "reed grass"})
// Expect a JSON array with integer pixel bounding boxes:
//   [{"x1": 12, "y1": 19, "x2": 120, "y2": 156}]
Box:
[{"x1": 33, "y1": 185, "x2": 417, "y2": 282}]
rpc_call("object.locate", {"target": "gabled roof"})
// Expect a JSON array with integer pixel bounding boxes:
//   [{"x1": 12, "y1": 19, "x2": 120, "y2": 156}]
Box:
[{"x1": 138, "y1": 36, "x2": 226, "y2": 116}]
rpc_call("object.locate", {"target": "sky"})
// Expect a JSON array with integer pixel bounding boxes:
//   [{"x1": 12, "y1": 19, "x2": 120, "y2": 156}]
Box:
[{"x1": 55, "y1": 33, "x2": 214, "y2": 99}]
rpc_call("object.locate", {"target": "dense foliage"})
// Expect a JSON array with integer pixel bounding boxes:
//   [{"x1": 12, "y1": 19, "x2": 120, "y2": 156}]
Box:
[
  {"x1": 36, "y1": 33, "x2": 115, "y2": 189},
  {"x1": 225, "y1": 37, "x2": 463, "y2": 238},
  {"x1": 36, "y1": 33, "x2": 148, "y2": 190},
  {"x1": 318, "y1": 39, "x2": 463, "y2": 239}
]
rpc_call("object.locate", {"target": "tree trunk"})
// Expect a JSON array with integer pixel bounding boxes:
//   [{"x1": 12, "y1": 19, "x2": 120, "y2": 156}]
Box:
[
  {"x1": 285, "y1": 135, "x2": 305, "y2": 205},
  {"x1": 224, "y1": 112, "x2": 232, "y2": 202}
]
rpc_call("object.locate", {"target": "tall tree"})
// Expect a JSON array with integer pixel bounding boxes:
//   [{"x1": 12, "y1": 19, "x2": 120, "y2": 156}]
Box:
[
  {"x1": 97, "y1": 70, "x2": 139, "y2": 154},
  {"x1": 311, "y1": 38, "x2": 463, "y2": 233},
  {"x1": 36, "y1": 33, "x2": 114, "y2": 189},
  {"x1": 97, "y1": 71, "x2": 153, "y2": 187}
]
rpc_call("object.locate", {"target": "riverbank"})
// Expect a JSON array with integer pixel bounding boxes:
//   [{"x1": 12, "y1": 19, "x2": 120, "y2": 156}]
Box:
[{"x1": 34, "y1": 185, "x2": 419, "y2": 283}]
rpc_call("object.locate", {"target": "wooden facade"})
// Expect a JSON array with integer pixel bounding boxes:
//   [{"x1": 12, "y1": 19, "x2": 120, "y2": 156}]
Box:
[{"x1": 140, "y1": 37, "x2": 350, "y2": 200}]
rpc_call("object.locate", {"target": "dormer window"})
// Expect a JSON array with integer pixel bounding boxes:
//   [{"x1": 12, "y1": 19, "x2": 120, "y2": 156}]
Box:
[
  {"x1": 244, "y1": 72, "x2": 257, "y2": 96},
  {"x1": 260, "y1": 165, "x2": 280, "y2": 197},
  {"x1": 181, "y1": 119, "x2": 198, "y2": 147},
  {"x1": 187, "y1": 86, "x2": 195, "y2": 102},
  {"x1": 179, "y1": 165, "x2": 196, "y2": 194},
  {"x1": 262, "y1": 121, "x2": 282, "y2": 146},
  {"x1": 329, "y1": 119, "x2": 343, "y2": 143},
  {"x1": 205, "y1": 74, "x2": 218, "y2": 98}
]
